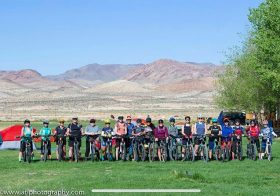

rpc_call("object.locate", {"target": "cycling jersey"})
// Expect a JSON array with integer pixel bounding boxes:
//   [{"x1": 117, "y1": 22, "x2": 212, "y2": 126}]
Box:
[
  {"x1": 116, "y1": 122, "x2": 127, "y2": 135},
  {"x1": 221, "y1": 125, "x2": 233, "y2": 137},
  {"x1": 233, "y1": 126, "x2": 244, "y2": 136},
  {"x1": 154, "y1": 126, "x2": 168, "y2": 139},
  {"x1": 85, "y1": 125, "x2": 99, "y2": 135},
  {"x1": 21, "y1": 126, "x2": 33, "y2": 142},
  {"x1": 168, "y1": 125, "x2": 178, "y2": 137},
  {"x1": 40, "y1": 127, "x2": 51, "y2": 141},
  {"x1": 55, "y1": 126, "x2": 67, "y2": 136},
  {"x1": 68, "y1": 123, "x2": 82, "y2": 138},
  {"x1": 249, "y1": 126, "x2": 260, "y2": 138},
  {"x1": 261, "y1": 127, "x2": 277, "y2": 139},
  {"x1": 208, "y1": 125, "x2": 221, "y2": 142},
  {"x1": 133, "y1": 125, "x2": 145, "y2": 135},
  {"x1": 101, "y1": 127, "x2": 113, "y2": 138},
  {"x1": 195, "y1": 122, "x2": 205, "y2": 135},
  {"x1": 183, "y1": 124, "x2": 192, "y2": 136},
  {"x1": 126, "y1": 123, "x2": 135, "y2": 136}
]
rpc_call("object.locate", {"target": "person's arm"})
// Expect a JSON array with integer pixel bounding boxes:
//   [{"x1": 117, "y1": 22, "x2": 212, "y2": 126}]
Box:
[
  {"x1": 154, "y1": 128, "x2": 158, "y2": 138},
  {"x1": 20, "y1": 128, "x2": 24, "y2": 137},
  {"x1": 124, "y1": 124, "x2": 127, "y2": 135},
  {"x1": 192, "y1": 124, "x2": 196, "y2": 134},
  {"x1": 271, "y1": 128, "x2": 277, "y2": 137},
  {"x1": 204, "y1": 123, "x2": 207, "y2": 134},
  {"x1": 165, "y1": 127, "x2": 168, "y2": 138},
  {"x1": 181, "y1": 126, "x2": 186, "y2": 136}
]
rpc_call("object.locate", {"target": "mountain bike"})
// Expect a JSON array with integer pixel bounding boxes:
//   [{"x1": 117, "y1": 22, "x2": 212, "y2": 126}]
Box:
[
  {"x1": 234, "y1": 136, "x2": 243, "y2": 161},
  {"x1": 56, "y1": 134, "x2": 66, "y2": 162},
  {"x1": 168, "y1": 136, "x2": 180, "y2": 161},
  {"x1": 156, "y1": 138, "x2": 168, "y2": 162},
  {"x1": 247, "y1": 136, "x2": 258, "y2": 161},
  {"x1": 193, "y1": 134, "x2": 208, "y2": 162},
  {"x1": 114, "y1": 135, "x2": 127, "y2": 161},
  {"x1": 133, "y1": 136, "x2": 146, "y2": 162},
  {"x1": 88, "y1": 134, "x2": 100, "y2": 162},
  {"x1": 213, "y1": 137, "x2": 222, "y2": 161},
  {"x1": 182, "y1": 136, "x2": 195, "y2": 162},
  {"x1": 17, "y1": 136, "x2": 33, "y2": 163},
  {"x1": 221, "y1": 136, "x2": 231, "y2": 162},
  {"x1": 262, "y1": 135, "x2": 272, "y2": 161}
]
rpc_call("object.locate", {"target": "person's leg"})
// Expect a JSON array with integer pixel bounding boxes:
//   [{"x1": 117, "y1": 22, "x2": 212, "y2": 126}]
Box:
[
  {"x1": 19, "y1": 141, "x2": 24, "y2": 161},
  {"x1": 232, "y1": 141, "x2": 236, "y2": 160},
  {"x1": 261, "y1": 139, "x2": 266, "y2": 159},
  {"x1": 85, "y1": 139, "x2": 90, "y2": 158},
  {"x1": 40, "y1": 141, "x2": 44, "y2": 159},
  {"x1": 115, "y1": 139, "x2": 120, "y2": 161},
  {"x1": 56, "y1": 144, "x2": 59, "y2": 160},
  {"x1": 208, "y1": 141, "x2": 214, "y2": 160},
  {"x1": 48, "y1": 141, "x2": 52, "y2": 160}
]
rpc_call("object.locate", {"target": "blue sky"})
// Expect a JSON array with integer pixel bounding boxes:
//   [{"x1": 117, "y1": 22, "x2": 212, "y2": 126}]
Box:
[{"x1": 0, "y1": 0, "x2": 262, "y2": 75}]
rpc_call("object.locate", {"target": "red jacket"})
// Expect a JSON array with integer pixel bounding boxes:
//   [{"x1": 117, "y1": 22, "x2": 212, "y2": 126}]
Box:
[
  {"x1": 154, "y1": 126, "x2": 168, "y2": 139},
  {"x1": 248, "y1": 126, "x2": 260, "y2": 137}
]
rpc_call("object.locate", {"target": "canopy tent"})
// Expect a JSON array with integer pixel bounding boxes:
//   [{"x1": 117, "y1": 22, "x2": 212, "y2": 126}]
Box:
[{"x1": 0, "y1": 125, "x2": 37, "y2": 150}]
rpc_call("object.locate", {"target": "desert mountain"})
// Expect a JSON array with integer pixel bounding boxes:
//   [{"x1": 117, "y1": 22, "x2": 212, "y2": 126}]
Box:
[
  {"x1": 48, "y1": 63, "x2": 142, "y2": 82},
  {"x1": 124, "y1": 59, "x2": 219, "y2": 85}
]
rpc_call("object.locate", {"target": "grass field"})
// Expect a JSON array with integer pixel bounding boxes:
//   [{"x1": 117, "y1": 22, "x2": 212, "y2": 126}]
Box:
[{"x1": 0, "y1": 121, "x2": 280, "y2": 195}]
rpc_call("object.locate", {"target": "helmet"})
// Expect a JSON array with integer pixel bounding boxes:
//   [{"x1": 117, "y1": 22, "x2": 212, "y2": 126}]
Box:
[
  {"x1": 212, "y1": 118, "x2": 218, "y2": 123},
  {"x1": 169, "y1": 117, "x2": 175, "y2": 123},
  {"x1": 90, "y1": 118, "x2": 96, "y2": 123},
  {"x1": 250, "y1": 120, "x2": 256, "y2": 125},
  {"x1": 197, "y1": 114, "x2": 203, "y2": 118},
  {"x1": 235, "y1": 119, "x2": 240, "y2": 124},
  {"x1": 158, "y1": 119, "x2": 164, "y2": 124},
  {"x1": 43, "y1": 120, "x2": 49, "y2": 124},
  {"x1": 185, "y1": 116, "x2": 191, "y2": 121},
  {"x1": 59, "y1": 119, "x2": 65, "y2": 123},
  {"x1": 136, "y1": 119, "x2": 142, "y2": 124},
  {"x1": 24, "y1": 119, "x2": 30, "y2": 124},
  {"x1": 146, "y1": 117, "x2": 152, "y2": 123},
  {"x1": 126, "y1": 116, "x2": 132, "y2": 120},
  {"x1": 223, "y1": 118, "x2": 229, "y2": 123},
  {"x1": 72, "y1": 116, "x2": 78, "y2": 120},
  {"x1": 263, "y1": 120, "x2": 268, "y2": 125},
  {"x1": 118, "y1": 116, "x2": 124, "y2": 120},
  {"x1": 104, "y1": 119, "x2": 111, "y2": 124}
]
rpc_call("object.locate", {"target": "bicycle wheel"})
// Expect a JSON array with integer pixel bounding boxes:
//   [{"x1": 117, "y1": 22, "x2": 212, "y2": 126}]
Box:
[
  {"x1": 161, "y1": 143, "x2": 167, "y2": 162},
  {"x1": 252, "y1": 144, "x2": 257, "y2": 161},
  {"x1": 189, "y1": 145, "x2": 195, "y2": 162},
  {"x1": 237, "y1": 144, "x2": 243, "y2": 161},
  {"x1": 44, "y1": 143, "x2": 48, "y2": 162},
  {"x1": 148, "y1": 142, "x2": 155, "y2": 162},
  {"x1": 74, "y1": 143, "x2": 79, "y2": 162},
  {"x1": 268, "y1": 144, "x2": 272, "y2": 161},
  {"x1": 139, "y1": 144, "x2": 146, "y2": 162},
  {"x1": 121, "y1": 143, "x2": 127, "y2": 161},
  {"x1": 215, "y1": 146, "x2": 221, "y2": 161},
  {"x1": 133, "y1": 142, "x2": 139, "y2": 161},
  {"x1": 26, "y1": 145, "x2": 31, "y2": 163},
  {"x1": 202, "y1": 146, "x2": 209, "y2": 162},
  {"x1": 58, "y1": 142, "x2": 63, "y2": 162},
  {"x1": 91, "y1": 143, "x2": 95, "y2": 162}
]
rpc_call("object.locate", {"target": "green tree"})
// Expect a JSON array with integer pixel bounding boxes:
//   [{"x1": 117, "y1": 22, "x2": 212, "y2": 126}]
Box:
[{"x1": 216, "y1": 0, "x2": 280, "y2": 114}]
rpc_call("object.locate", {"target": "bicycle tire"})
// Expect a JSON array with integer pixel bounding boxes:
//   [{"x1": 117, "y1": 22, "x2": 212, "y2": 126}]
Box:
[{"x1": 44, "y1": 142, "x2": 48, "y2": 162}]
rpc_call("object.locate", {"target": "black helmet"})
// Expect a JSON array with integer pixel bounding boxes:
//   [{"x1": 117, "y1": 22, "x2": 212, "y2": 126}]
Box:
[
  {"x1": 169, "y1": 117, "x2": 175, "y2": 123},
  {"x1": 185, "y1": 116, "x2": 191, "y2": 121},
  {"x1": 43, "y1": 120, "x2": 49, "y2": 124},
  {"x1": 146, "y1": 117, "x2": 152, "y2": 123},
  {"x1": 90, "y1": 118, "x2": 96, "y2": 123},
  {"x1": 24, "y1": 119, "x2": 30, "y2": 124},
  {"x1": 118, "y1": 116, "x2": 124, "y2": 120},
  {"x1": 235, "y1": 119, "x2": 240, "y2": 124},
  {"x1": 158, "y1": 119, "x2": 164, "y2": 124},
  {"x1": 250, "y1": 120, "x2": 256, "y2": 125},
  {"x1": 136, "y1": 119, "x2": 142, "y2": 124}
]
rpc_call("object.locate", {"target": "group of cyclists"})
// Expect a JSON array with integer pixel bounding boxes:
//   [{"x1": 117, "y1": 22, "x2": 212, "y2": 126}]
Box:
[{"x1": 18, "y1": 114, "x2": 278, "y2": 162}]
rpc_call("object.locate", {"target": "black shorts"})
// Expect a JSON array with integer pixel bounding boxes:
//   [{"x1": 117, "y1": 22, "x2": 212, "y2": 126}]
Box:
[
  {"x1": 68, "y1": 138, "x2": 82, "y2": 148},
  {"x1": 194, "y1": 136, "x2": 206, "y2": 145},
  {"x1": 20, "y1": 141, "x2": 33, "y2": 153},
  {"x1": 55, "y1": 138, "x2": 66, "y2": 146}
]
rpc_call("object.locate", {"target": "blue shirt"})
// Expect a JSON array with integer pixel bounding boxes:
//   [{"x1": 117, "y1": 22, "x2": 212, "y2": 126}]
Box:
[
  {"x1": 126, "y1": 123, "x2": 135, "y2": 136},
  {"x1": 222, "y1": 125, "x2": 233, "y2": 137}
]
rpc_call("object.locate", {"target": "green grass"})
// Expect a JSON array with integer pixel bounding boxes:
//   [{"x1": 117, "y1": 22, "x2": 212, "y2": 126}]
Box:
[{"x1": 0, "y1": 137, "x2": 280, "y2": 195}]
